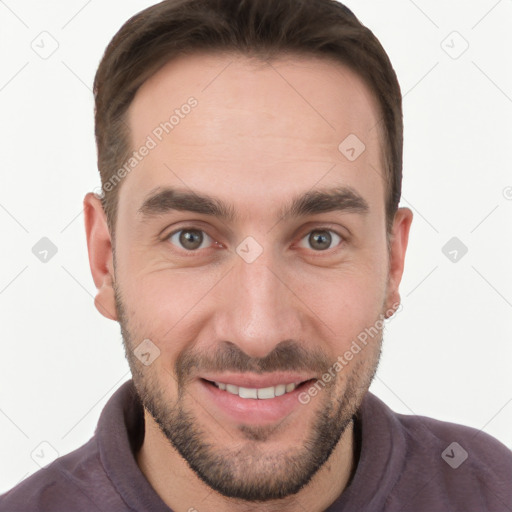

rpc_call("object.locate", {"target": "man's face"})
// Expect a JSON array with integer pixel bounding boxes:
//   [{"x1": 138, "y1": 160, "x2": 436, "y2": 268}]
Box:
[{"x1": 87, "y1": 53, "x2": 411, "y2": 501}]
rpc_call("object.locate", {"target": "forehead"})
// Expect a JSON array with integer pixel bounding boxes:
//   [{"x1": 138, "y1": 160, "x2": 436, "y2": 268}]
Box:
[{"x1": 121, "y1": 52, "x2": 384, "y2": 220}]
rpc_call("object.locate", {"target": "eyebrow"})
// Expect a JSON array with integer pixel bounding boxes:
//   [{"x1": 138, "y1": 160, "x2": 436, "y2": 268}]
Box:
[{"x1": 137, "y1": 185, "x2": 369, "y2": 222}]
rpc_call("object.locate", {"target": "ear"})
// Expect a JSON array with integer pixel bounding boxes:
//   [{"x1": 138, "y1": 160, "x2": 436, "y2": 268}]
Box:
[
  {"x1": 83, "y1": 192, "x2": 118, "y2": 321},
  {"x1": 385, "y1": 207, "x2": 413, "y2": 316}
]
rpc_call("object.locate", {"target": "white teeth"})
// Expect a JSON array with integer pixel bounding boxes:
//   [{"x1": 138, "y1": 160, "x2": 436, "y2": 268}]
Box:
[
  {"x1": 257, "y1": 386, "x2": 276, "y2": 399},
  {"x1": 274, "y1": 384, "x2": 286, "y2": 397},
  {"x1": 226, "y1": 384, "x2": 239, "y2": 395},
  {"x1": 238, "y1": 386, "x2": 258, "y2": 399},
  {"x1": 213, "y1": 381, "x2": 298, "y2": 399}
]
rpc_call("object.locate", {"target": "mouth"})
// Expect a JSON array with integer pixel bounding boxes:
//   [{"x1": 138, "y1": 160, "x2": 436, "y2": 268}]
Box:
[
  {"x1": 197, "y1": 375, "x2": 317, "y2": 425},
  {"x1": 204, "y1": 379, "x2": 314, "y2": 399}
]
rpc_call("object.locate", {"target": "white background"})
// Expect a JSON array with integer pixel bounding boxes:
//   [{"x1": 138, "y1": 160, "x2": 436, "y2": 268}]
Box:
[{"x1": 0, "y1": 0, "x2": 511, "y2": 493}]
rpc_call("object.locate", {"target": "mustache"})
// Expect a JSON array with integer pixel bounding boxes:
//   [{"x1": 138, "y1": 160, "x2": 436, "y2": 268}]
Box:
[{"x1": 175, "y1": 339, "x2": 331, "y2": 386}]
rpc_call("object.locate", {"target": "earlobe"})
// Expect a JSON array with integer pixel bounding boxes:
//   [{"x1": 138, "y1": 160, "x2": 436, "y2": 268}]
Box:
[
  {"x1": 385, "y1": 207, "x2": 413, "y2": 315},
  {"x1": 83, "y1": 192, "x2": 118, "y2": 321}
]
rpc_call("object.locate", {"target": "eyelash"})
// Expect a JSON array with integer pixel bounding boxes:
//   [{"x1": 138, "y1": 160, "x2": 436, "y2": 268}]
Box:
[{"x1": 164, "y1": 226, "x2": 345, "y2": 254}]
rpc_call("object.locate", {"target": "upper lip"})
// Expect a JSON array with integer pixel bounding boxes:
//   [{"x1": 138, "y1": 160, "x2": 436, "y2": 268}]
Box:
[{"x1": 200, "y1": 372, "x2": 315, "y2": 388}]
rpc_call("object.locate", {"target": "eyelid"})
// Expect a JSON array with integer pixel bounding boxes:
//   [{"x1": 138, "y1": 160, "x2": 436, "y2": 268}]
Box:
[
  {"x1": 295, "y1": 227, "x2": 345, "y2": 251},
  {"x1": 164, "y1": 226, "x2": 219, "y2": 252},
  {"x1": 161, "y1": 223, "x2": 348, "y2": 253}
]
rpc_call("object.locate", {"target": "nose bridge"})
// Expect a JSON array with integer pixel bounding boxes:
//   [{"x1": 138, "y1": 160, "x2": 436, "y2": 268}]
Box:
[{"x1": 220, "y1": 246, "x2": 300, "y2": 358}]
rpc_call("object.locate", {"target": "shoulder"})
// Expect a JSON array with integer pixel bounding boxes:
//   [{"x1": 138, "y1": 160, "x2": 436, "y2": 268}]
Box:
[
  {"x1": 0, "y1": 437, "x2": 126, "y2": 512},
  {"x1": 396, "y1": 407, "x2": 512, "y2": 474},
  {"x1": 366, "y1": 393, "x2": 512, "y2": 510}
]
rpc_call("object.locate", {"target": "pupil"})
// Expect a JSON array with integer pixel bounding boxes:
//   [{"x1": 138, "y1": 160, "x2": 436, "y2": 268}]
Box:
[
  {"x1": 180, "y1": 230, "x2": 202, "y2": 249},
  {"x1": 310, "y1": 230, "x2": 331, "y2": 250}
]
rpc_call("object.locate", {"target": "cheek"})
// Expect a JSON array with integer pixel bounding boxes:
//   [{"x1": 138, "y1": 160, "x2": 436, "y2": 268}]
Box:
[
  {"x1": 297, "y1": 264, "x2": 388, "y2": 351},
  {"x1": 118, "y1": 264, "x2": 226, "y2": 347}
]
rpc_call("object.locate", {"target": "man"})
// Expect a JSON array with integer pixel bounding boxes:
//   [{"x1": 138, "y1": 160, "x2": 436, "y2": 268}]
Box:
[{"x1": 1, "y1": 0, "x2": 511, "y2": 510}]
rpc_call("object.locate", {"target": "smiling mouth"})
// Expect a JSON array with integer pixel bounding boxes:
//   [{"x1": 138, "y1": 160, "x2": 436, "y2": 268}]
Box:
[{"x1": 202, "y1": 379, "x2": 315, "y2": 399}]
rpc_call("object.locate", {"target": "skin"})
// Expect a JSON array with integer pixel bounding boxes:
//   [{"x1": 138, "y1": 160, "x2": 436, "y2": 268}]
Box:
[{"x1": 84, "y1": 53, "x2": 412, "y2": 511}]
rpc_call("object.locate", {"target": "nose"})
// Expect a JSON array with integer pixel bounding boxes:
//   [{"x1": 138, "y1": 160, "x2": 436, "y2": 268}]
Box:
[{"x1": 213, "y1": 244, "x2": 305, "y2": 359}]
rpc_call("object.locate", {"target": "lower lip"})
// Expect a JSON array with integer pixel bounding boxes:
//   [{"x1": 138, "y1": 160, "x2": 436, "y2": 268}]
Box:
[{"x1": 197, "y1": 379, "x2": 314, "y2": 425}]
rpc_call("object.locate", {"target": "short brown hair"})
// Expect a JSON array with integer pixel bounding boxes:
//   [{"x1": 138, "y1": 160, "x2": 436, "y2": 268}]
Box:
[{"x1": 94, "y1": 0, "x2": 402, "y2": 241}]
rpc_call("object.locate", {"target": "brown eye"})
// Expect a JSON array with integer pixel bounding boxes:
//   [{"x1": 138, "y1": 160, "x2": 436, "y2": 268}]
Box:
[
  {"x1": 168, "y1": 228, "x2": 212, "y2": 251},
  {"x1": 298, "y1": 229, "x2": 342, "y2": 251}
]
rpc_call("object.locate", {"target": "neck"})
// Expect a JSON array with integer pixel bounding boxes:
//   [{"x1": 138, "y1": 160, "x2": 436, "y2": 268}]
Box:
[{"x1": 136, "y1": 410, "x2": 357, "y2": 512}]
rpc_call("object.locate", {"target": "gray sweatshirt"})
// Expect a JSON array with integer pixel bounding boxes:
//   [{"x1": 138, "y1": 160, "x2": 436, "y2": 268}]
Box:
[{"x1": 1, "y1": 380, "x2": 511, "y2": 511}]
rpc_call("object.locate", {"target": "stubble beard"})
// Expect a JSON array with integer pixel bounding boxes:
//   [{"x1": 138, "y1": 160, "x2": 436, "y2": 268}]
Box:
[{"x1": 114, "y1": 283, "x2": 382, "y2": 502}]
